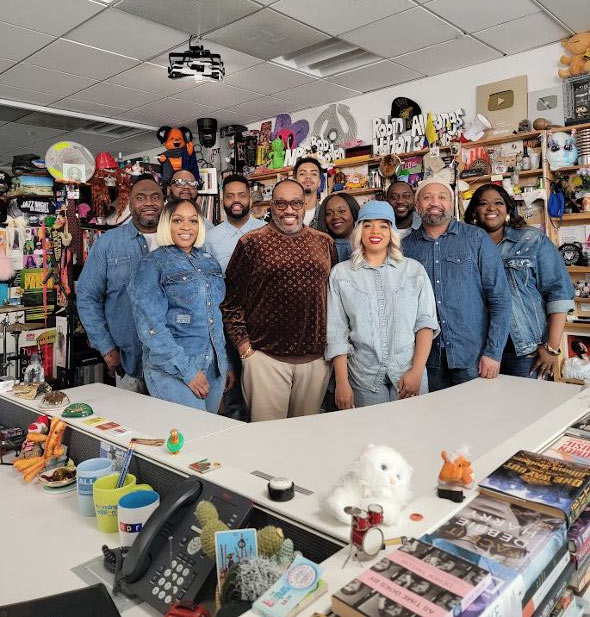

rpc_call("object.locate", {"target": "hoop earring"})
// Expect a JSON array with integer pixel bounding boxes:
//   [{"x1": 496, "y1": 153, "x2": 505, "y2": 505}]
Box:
[{"x1": 505, "y1": 214, "x2": 510, "y2": 224}]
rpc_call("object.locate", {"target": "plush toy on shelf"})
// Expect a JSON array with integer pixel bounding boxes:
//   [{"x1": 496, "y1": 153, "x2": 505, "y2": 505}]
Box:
[
  {"x1": 558, "y1": 32, "x2": 590, "y2": 78},
  {"x1": 267, "y1": 137, "x2": 285, "y2": 169},
  {"x1": 437, "y1": 448, "x2": 474, "y2": 503},
  {"x1": 13, "y1": 416, "x2": 66, "y2": 482},
  {"x1": 156, "y1": 126, "x2": 201, "y2": 187},
  {"x1": 17, "y1": 414, "x2": 49, "y2": 459},
  {"x1": 323, "y1": 444, "x2": 413, "y2": 526}
]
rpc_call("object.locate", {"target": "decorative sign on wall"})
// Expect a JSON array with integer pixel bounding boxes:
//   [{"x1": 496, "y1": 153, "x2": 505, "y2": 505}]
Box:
[
  {"x1": 372, "y1": 109, "x2": 465, "y2": 155},
  {"x1": 272, "y1": 114, "x2": 309, "y2": 149},
  {"x1": 312, "y1": 103, "x2": 357, "y2": 146}
]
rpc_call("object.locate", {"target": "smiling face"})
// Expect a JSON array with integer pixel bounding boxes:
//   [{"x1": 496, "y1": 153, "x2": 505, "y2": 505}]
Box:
[
  {"x1": 416, "y1": 183, "x2": 453, "y2": 226},
  {"x1": 129, "y1": 179, "x2": 164, "y2": 232},
  {"x1": 168, "y1": 170, "x2": 199, "y2": 201},
  {"x1": 325, "y1": 195, "x2": 355, "y2": 238},
  {"x1": 271, "y1": 180, "x2": 305, "y2": 235},
  {"x1": 473, "y1": 188, "x2": 507, "y2": 234},
  {"x1": 387, "y1": 182, "x2": 415, "y2": 224},
  {"x1": 223, "y1": 180, "x2": 250, "y2": 221},
  {"x1": 170, "y1": 201, "x2": 200, "y2": 253},
  {"x1": 361, "y1": 219, "x2": 391, "y2": 257}
]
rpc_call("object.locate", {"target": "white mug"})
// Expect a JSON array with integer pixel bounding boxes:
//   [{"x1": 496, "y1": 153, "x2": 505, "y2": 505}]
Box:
[{"x1": 117, "y1": 490, "x2": 160, "y2": 547}]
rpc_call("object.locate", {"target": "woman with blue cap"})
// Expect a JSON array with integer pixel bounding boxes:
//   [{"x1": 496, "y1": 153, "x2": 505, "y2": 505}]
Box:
[{"x1": 325, "y1": 200, "x2": 439, "y2": 408}]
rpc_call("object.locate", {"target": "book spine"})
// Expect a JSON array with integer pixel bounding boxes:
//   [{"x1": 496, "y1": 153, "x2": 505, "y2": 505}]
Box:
[
  {"x1": 469, "y1": 574, "x2": 523, "y2": 617},
  {"x1": 570, "y1": 562, "x2": 590, "y2": 593},
  {"x1": 533, "y1": 561, "x2": 575, "y2": 617},
  {"x1": 567, "y1": 517, "x2": 590, "y2": 553},
  {"x1": 573, "y1": 536, "x2": 590, "y2": 565},
  {"x1": 568, "y1": 480, "x2": 590, "y2": 527},
  {"x1": 524, "y1": 543, "x2": 569, "y2": 607},
  {"x1": 522, "y1": 549, "x2": 571, "y2": 617}
]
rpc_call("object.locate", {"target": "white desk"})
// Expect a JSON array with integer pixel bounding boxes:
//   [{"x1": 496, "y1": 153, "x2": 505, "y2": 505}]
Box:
[{"x1": 0, "y1": 377, "x2": 585, "y2": 615}]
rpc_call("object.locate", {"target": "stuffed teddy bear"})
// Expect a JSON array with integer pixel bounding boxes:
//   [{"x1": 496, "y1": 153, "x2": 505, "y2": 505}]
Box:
[
  {"x1": 156, "y1": 126, "x2": 201, "y2": 188},
  {"x1": 323, "y1": 444, "x2": 413, "y2": 525},
  {"x1": 558, "y1": 32, "x2": 590, "y2": 78}
]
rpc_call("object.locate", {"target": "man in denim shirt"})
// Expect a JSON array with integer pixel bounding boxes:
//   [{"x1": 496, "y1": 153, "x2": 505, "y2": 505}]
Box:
[
  {"x1": 77, "y1": 176, "x2": 164, "y2": 391},
  {"x1": 402, "y1": 178, "x2": 511, "y2": 392}
]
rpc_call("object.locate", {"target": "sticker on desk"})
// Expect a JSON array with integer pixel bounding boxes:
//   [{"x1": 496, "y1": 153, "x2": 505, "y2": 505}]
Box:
[
  {"x1": 99, "y1": 441, "x2": 127, "y2": 473},
  {"x1": 95, "y1": 421, "x2": 120, "y2": 431},
  {"x1": 110, "y1": 426, "x2": 131, "y2": 436},
  {"x1": 82, "y1": 416, "x2": 107, "y2": 426},
  {"x1": 189, "y1": 459, "x2": 221, "y2": 474}
]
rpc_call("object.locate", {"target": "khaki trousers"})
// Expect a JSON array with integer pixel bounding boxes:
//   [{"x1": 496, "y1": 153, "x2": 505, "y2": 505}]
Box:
[{"x1": 241, "y1": 351, "x2": 331, "y2": 422}]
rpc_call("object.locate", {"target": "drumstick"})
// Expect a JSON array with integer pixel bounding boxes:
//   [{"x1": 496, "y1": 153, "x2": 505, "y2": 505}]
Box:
[{"x1": 384, "y1": 535, "x2": 408, "y2": 546}]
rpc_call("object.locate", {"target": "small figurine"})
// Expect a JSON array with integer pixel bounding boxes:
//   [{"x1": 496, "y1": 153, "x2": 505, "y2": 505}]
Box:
[
  {"x1": 18, "y1": 414, "x2": 49, "y2": 459},
  {"x1": 323, "y1": 444, "x2": 413, "y2": 525},
  {"x1": 437, "y1": 449, "x2": 474, "y2": 503},
  {"x1": 267, "y1": 137, "x2": 285, "y2": 169},
  {"x1": 167, "y1": 428, "x2": 184, "y2": 455},
  {"x1": 62, "y1": 402, "x2": 93, "y2": 418}
]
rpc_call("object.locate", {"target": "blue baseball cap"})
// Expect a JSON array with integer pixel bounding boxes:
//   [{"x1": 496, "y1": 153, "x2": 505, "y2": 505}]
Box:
[{"x1": 356, "y1": 200, "x2": 397, "y2": 229}]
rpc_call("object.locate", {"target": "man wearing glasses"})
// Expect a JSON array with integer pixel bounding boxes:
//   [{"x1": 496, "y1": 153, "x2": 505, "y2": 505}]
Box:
[
  {"x1": 222, "y1": 179, "x2": 337, "y2": 421},
  {"x1": 167, "y1": 169, "x2": 213, "y2": 229}
]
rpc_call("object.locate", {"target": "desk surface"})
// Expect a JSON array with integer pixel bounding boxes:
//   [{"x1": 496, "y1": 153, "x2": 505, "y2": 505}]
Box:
[{"x1": 0, "y1": 377, "x2": 586, "y2": 614}]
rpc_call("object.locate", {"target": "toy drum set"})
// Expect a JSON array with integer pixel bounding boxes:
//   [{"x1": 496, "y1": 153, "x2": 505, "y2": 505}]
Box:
[{"x1": 344, "y1": 504, "x2": 385, "y2": 562}]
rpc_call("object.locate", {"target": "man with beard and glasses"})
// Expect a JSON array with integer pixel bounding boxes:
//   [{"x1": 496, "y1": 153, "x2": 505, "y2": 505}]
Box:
[
  {"x1": 222, "y1": 179, "x2": 337, "y2": 421},
  {"x1": 205, "y1": 174, "x2": 265, "y2": 272},
  {"x1": 77, "y1": 175, "x2": 165, "y2": 392},
  {"x1": 294, "y1": 156, "x2": 323, "y2": 229},
  {"x1": 402, "y1": 178, "x2": 511, "y2": 392},
  {"x1": 167, "y1": 169, "x2": 213, "y2": 230}
]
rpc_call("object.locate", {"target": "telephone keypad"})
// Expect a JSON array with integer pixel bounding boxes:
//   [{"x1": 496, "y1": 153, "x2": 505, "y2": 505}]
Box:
[
  {"x1": 165, "y1": 595, "x2": 172, "y2": 604},
  {"x1": 158, "y1": 591, "x2": 165, "y2": 600},
  {"x1": 177, "y1": 576, "x2": 184, "y2": 586}
]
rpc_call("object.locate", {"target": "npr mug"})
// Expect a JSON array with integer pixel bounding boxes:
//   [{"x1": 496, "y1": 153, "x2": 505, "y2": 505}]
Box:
[
  {"x1": 117, "y1": 490, "x2": 160, "y2": 547},
  {"x1": 77, "y1": 458, "x2": 113, "y2": 517}
]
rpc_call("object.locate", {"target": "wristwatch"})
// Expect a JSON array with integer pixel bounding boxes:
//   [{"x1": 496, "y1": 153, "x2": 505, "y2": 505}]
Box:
[{"x1": 543, "y1": 342, "x2": 561, "y2": 356}]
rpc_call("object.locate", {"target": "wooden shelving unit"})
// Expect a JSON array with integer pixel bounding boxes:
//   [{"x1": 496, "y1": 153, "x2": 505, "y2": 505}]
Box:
[
  {"x1": 568, "y1": 266, "x2": 590, "y2": 273},
  {"x1": 247, "y1": 166, "x2": 292, "y2": 181},
  {"x1": 463, "y1": 169, "x2": 543, "y2": 184},
  {"x1": 341, "y1": 187, "x2": 380, "y2": 196},
  {"x1": 460, "y1": 130, "x2": 542, "y2": 149},
  {"x1": 558, "y1": 212, "x2": 590, "y2": 222}
]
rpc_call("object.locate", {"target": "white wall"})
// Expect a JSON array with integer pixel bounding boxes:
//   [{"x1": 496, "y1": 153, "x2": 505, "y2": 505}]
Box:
[{"x1": 248, "y1": 42, "x2": 564, "y2": 144}]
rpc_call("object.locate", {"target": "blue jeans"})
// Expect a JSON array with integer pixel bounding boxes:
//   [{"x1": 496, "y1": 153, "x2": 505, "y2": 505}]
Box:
[
  {"x1": 501, "y1": 349, "x2": 538, "y2": 379},
  {"x1": 144, "y1": 360, "x2": 225, "y2": 413},
  {"x1": 427, "y1": 352, "x2": 479, "y2": 392},
  {"x1": 353, "y1": 380, "x2": 398, "y2": 408}
]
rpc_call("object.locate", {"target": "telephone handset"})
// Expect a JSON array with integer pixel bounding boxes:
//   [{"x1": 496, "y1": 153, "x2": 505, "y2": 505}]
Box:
[{"x1": 119, "y1": 476, "x2": 252, "y2": 613}]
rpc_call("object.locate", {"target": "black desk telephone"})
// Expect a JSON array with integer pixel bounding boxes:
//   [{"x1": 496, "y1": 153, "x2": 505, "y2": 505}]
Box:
[{"x1": 119, "y1": 476, "x2": 251, "y2": 614}]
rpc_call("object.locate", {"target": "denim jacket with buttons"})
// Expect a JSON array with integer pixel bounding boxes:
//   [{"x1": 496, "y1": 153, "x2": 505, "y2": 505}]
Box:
[
  {"x1": 77, "y1": 222, "x2": 149, "y2": 378},
  {"x1": 325, "y1": 256, "x2": 440, "y2": 392},
  {"x1": 128, "y1": 245, "x2": 227, "y2": 385},
  {"x1": 498, "y1": 226, "x2": 574, "y2": 356},
  {"x1": 403, "y1": 219, "x2": 512, "y2": 369}
]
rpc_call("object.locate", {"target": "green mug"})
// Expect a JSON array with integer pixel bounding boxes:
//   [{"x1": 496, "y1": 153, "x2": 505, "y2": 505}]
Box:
[{"x1": 93, "y1": 473, "x2": 152, "y2": 533}]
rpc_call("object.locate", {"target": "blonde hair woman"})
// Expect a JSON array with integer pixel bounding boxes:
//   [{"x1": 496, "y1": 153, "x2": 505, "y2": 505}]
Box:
[
  {"x1": 129, "y1": 198, "x2": 233, "y2": 412},
  {"x1": 326, "y1": 201, "x2": 439, "y2": 408}
]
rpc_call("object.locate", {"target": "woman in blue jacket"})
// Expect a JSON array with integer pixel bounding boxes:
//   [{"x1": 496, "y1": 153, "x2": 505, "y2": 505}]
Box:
[
  {"x1": 129, "y1": 198, "x2": 233, "y2": 412},
  {"x1": 464, "y1": 183, "x2": 573, "y2": 379}
]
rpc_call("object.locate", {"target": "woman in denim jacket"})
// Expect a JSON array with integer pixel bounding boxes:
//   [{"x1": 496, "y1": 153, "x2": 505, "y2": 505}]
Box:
[
  {"x1": 464, "y1": 184, "x2": 573, "y2": 379},
  {"x1": 326, "y1": 200, "x2": 439, "y2": 408},
  {"x1": 129, "y1": 199, "x2": 233, "y2": 412}
]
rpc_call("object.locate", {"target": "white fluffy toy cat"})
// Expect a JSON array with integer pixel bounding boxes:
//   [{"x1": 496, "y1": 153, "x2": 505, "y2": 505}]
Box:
[{"x1": 323, "y1": 444, "x2": 413, "y2": 525}]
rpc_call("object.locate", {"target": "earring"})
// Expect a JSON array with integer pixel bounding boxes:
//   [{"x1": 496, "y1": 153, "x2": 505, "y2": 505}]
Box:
[{"x1": 505, "y1": 214, "x2": 510, "y2": 224}]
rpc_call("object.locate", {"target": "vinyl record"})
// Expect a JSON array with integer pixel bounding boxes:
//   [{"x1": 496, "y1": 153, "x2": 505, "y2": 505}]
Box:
[
  {"x1": 391, "y1": 97, "x2": 421, "y2": 130},
  {"x1": 45, "y1": 141, "x2": 95, "y2": 182}
]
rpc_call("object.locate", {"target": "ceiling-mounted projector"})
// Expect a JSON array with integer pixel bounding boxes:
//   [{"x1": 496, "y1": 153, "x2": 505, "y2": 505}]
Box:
[{"x1": 168, "y1": 37, "x2": 225, "y2": 82}]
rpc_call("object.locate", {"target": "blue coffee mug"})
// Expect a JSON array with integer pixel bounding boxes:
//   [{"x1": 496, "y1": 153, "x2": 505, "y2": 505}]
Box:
[{"x1": 77, "y1": 457, "x2": 113, "y2": 516}]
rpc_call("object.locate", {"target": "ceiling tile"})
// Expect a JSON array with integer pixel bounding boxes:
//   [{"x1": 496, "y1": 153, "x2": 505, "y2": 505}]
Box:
[
  {"x1": 103, "y1": 134, "x2": 160, "y2": 156},
  {"x1": 73, "y1": 82, "x2": 162, "y2": 110},
  {"x1": 117, "y1": 97, "x2": 215, "y2": 125},
  {"x1": 117, "y1": 0, "x2": 262, "y2": 36},
  {"x1": 185, "y1": 109, "x2": 257, "y2": 129},
  {"x1": 54, "y1": 130, "x2": 127, "y2": 148},
  {"x1": 0, "y1": 84, "x2": 60, "y2": 106},
  {"x1": 0, "y1": 106, "x2": 30, "y2": 123},
  {"x1": 28, "y1": 39, "x2": 139, "y2": 80},
  {"x1": 225, "y1": 62, "x2": 316, "y2": 94},
  {"x1": 108, "y1": 62, "x2": 197, "y2": 96},
  {"x1": 0, "y1": 58, "x2": 16, "y2": 73},
  {"x1": 207, "y1": 8, "x2": 329, "y2": 60},
  {"x1": 536, "y1": 0, "x2": 590, "y2": 32},
  {"x1": 426, "y1": 0, "x2": 539, "y2": 32},
  {"x1": 50, "y1": 98, "x2": 128, "y2": 117},
  {"x1": 328, "y1": 60, "x2": 422, "y2": 92},
  {"x1": 0, "y1": 64, "x2": 96, "y2": 97},
  {"x1": 394, "y1": 36, "x2": 501, "y2": 75},
  {"x1": 475, "y1": 12, "x2": 569, "y2": 55},
  {"x1": 224, "y1": 96, "x2": 295, "y2": 120},
  {"x1": 0, "y1": 122, "x2": 67, "y2": 145},
  {"x1": 272, "y1": 0, "x2": 412, "y2": 36},
  {"x1": 0, "y1": 21, "x2": 55, "y2": 62},
  {"x1": 67, "y1": 8, "x2": 188, "y2": 60},
  {"x1": 174, "y1": 82, "x2": 261, "y2": 106},
  {"x1": 340, "y1": 7, "x2": 458, "y2": 57},
  {"x1": 0, "y1": 0, "x2": 104, "y2": 36},
  {"x1": 275, "y1": 80, "x2": 360, "y2": 107}
]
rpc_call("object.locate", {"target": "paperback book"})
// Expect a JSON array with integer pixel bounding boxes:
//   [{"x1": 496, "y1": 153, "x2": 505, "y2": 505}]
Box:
[
  {"x1": 567, "y1": 508, "x2": 590, "y2": 553},
  {"x1": 543, "y1": 435, "x2": 590, "y2": 466},
  {"x1": 566, "y1": 411, "x2": 590, "y2": 439},
  {"x1": 331, "y1": 538, "x2": 491, "y2": 617},
  {"x1": 478, "y1": 450, "x2": 590, "y2": 526}
]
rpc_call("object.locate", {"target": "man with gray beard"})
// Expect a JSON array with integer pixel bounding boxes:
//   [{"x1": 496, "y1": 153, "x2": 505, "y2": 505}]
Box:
[{"x1": 402, "y1": 178, "x2": 511, "y2": 392}]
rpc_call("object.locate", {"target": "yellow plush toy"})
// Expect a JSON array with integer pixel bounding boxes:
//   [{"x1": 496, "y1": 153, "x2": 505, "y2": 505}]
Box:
[{"x1": 558, "y1": 32, "x2": 590, "y2": 78}]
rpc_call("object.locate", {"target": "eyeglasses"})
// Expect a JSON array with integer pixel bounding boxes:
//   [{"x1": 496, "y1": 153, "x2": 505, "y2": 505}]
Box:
[
  {"x1": 272, "y1": 199, "x2": 305, "y2": 210},
  {"x1": 171, "y1": 179, "x2": 198, "y2": 188}
]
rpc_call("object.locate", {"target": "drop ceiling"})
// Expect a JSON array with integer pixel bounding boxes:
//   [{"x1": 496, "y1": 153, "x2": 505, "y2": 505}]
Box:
[{"x1": 0, "y1": 0, "x2": 584, "y2": 168}]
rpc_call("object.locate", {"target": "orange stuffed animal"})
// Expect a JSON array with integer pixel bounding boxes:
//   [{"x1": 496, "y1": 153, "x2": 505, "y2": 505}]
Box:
[
  {"x1": 156, "y1": 125, "x2": 201, "y2": 188},
  {"x1": 438, "y1": 450, "x2": 474, "y2": 489},
  {"x1": 558, "y1": 32, "x2": 590, "y2": 78}
]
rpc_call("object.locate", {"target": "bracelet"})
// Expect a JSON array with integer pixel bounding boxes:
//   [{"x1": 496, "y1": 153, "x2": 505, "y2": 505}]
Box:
[
  {"x1": 543, "y1": 342, "x2": 561, "y2": 356},
  {"x1": 240, "y1": 346, "x2": 254, "y2": 360}
]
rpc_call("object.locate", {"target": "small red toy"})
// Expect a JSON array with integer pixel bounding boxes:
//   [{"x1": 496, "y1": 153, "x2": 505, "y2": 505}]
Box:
[{"x1": 165, "y1": 601, "x2": 210, "y2": 617}]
